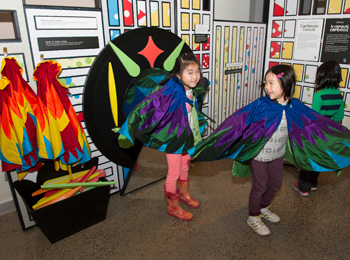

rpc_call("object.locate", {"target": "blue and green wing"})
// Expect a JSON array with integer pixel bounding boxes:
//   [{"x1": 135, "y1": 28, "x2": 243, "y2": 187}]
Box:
[
  {"x1": 193, "y1": 97, "x2": 282, "y2": 162},
  {"x1": 285, "y1": 99, "x2": 350, "y2": 172},
  {"x1": 118, "y1": 77, "x2": 208, "y2": 154}
]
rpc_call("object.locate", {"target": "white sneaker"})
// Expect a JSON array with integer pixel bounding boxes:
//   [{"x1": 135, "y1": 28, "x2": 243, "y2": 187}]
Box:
[
  {"x1": 261, "y1": 207, "x2": 280, "y2": 223},
  {"x1": 247, "y1": 216, "x2": 271, "y2": 236}
]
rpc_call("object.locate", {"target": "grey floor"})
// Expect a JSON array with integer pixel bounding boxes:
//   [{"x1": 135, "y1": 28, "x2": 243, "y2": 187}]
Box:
[{"x1": 1, "y1": 157, "x2": 350, "y2": 260}]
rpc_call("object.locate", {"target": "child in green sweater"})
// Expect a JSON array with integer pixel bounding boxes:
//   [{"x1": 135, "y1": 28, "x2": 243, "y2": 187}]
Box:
[{"x1": 294, "y1": 60, "x2": 345, "y2": 196}]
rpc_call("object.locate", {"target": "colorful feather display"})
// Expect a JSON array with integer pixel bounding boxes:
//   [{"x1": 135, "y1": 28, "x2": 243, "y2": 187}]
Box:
[
  {"x1": 192, "y1": 96, "x2": 350, "y2": 176},
  {"x1": 118, "y1": 76, "x2": 209, "y2": 154},
  {"x1": 33, "y1": 61, "x2": 91, "y2": 175},
  {"x1": 0, "y1": 57, "x2": 42, "y2": 179}
]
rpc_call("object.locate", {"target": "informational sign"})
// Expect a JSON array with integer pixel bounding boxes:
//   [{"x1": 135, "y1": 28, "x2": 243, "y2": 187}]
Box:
[
  {"x1": 294, "y1": 19, "x2": 323, "y2": 61},
  {"x1": 321, "y1": 18, "x2": 350, "y2": 64},
  {"x1": 194, "y1": 34, "x2": 208, "y2": 43},
  {"x1": 224, "y1": 68, "x2": 242, "y2": 75},
  {"x1": 38, "y1": 37, "x2": 99, "y2": 51},
  {"x1": 35, "y1": 16, "x2": 98, "y2": 30},
  {"x1": 25, "y1": 8, "x2": 104, "y2": 65}
]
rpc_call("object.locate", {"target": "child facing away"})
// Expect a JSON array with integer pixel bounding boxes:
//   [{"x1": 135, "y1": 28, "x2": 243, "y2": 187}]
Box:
[
  {"x1": 117, "y1": 52, "x2": 209, "y2": 221},
  {"x1": 294, "y1": 60, "x2": 345, "y2": 197},
  {"x1": 191, "y1": 64, "x2": 350, "y2": 236}
]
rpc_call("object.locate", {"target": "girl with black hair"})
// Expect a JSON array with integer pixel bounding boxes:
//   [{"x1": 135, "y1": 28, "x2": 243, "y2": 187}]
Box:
[
  {"x1": 294, "y1": 60, "x2": 345, "y2": 196},
  {"x1": 192, "y1": 64, "x2": 350, "y2": 236},
  {"x1": 117, "y1": 52, "x2": 209, "y2": 221}
]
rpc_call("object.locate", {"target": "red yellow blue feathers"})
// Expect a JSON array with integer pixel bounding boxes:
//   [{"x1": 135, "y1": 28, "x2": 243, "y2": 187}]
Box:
[
  {"x1": 33, "y1": 61, "x2": 91, "y2": 172},
  {"x1": 0, "y1": 57, "x2": 42, "y2": 179}
]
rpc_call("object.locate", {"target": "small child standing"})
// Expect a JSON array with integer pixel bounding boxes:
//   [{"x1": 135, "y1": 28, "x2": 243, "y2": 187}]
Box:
[
  {"x1": 294, "y1": 60, "x2": 344, "y2": 196},
  {"x1": 117, "y1": 52, "x2": 208, "y2": 221},
  {"x1": 245, "y1": 66, "x2": 292, "y2": 236},
  {"x1": 191, "y1": 64, "x2": 350, "y2": 236}
]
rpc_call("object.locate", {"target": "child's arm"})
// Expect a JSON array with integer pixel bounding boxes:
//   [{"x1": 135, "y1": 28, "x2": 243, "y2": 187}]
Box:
[
  {"x1": 311, "y1": 92, "x2": 322, "y2": 113},
  {"x1": 331, "y1": 101, "x2": 344, "y2": 122}
]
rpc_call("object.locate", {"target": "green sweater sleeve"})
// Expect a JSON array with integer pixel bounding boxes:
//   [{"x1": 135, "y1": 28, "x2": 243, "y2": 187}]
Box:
[
  {"x1": 312, "y1": 88, "x2": 344, "y2": 122},
  {"x1": 332, "y1": 101, "x2": 344, "y2": 122},
  {"x1": 311, "y1": 93, "x2": 322, "y2": 113}
]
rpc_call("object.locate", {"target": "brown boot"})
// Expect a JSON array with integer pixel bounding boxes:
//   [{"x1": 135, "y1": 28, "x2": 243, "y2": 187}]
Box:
[
  {"x1": 164, "y1": 190, "x2": 193, "y2": 221},
  {"x1": 178, "y1": 178, "x2": 200, "y2": 208}
]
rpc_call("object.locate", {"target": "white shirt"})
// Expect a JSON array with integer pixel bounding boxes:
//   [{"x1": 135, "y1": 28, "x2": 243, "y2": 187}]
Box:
[{"x1": 254, "y1": 100, "x2": 289, "y2": 162}]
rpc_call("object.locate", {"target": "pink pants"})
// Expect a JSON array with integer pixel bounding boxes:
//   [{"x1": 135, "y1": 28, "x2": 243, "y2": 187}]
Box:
[{"x1": 165, "y1": 153, "x2": 191, "y2": 193}]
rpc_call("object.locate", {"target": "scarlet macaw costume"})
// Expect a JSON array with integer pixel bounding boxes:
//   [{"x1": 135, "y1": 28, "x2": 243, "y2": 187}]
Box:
[
  {"x1": 33, "y1": 61, "x2": 91, "y2": 175},
  {"x1": 0, "y1": 57, "x2": 42, "y2": 179}
]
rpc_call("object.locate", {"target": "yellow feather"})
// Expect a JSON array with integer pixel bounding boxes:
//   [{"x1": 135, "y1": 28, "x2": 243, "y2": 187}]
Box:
[{"x1": 108, "y1": 62, "x2": 118, "y2": 127}]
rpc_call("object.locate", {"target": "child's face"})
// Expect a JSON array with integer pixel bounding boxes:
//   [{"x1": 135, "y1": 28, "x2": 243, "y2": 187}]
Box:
[
  {"x1": 264, "y1": 72, "x2": 285, "y2": 103},
  {"x1": 178, "y1": 63, "x2": 201, "y2": 90}
]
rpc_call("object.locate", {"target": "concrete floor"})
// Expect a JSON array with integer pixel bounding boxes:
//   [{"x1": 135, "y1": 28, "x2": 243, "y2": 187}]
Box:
[{"x1": 1, "y1": 158, "x2": 350, "y2": 260}]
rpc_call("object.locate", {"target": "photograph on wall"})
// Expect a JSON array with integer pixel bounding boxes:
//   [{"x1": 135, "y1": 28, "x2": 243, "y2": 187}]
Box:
[
  {"x1": 270, "y1": 41, "x2": 281, "y2": 58},
  {"x1": 294, "y1": 19, "x2": 323, "y2": 61},
  {"x1": 340, "y1": 68, "x2": 349, "y2": 88},
  {"x1": 304, "y1": 64, "x2": 317, "y2": 83},
  {"x1": 345, "y1": 93, "x2": 350, "y2": 112},
  {"x1": 285, "y1": 0, "x2": 298, "y2": 15},
  {"x1": 293, "y1": 63, "x2": 304, "y2": 82},
  {"x1": 293, "y1": 84, "x2": 301, "y2": 99},
  {"x1": 346, "y1": 0, "x2": 350, "y2": 13},
  {"x1": 321, "y1": 18, "x2": 350, "y2": 64},
  {"x1": 281, "y1": 42, "x2": 293, "y2": 59},
  {"x1": 328, "y1": 0, "x2": 343, "y2": 14},
  {"x1": 302, "y1": 86, "x2": 315, "y2": 104},
  {"x1": 272, "y1": 20, "x2": 283, "y2": 38},
  {"x1": 273, "y1": 0, "x2": 285, "y2": 16},
  {"x1": 284, "y1": 19, "x2": 296, "y2": 38}
]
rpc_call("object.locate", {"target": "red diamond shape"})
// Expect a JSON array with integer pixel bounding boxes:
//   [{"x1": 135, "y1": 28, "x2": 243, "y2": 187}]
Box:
[{"x1": 138, "y1": 36, "x2": 164, "y2": 68}]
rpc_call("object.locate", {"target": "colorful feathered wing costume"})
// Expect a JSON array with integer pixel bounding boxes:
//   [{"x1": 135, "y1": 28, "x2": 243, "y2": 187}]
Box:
[
  {"x1": 33, "y1": 61, "x2": 91, "y2": 175},
  {"x1": 118, "y1": 77, "x2": 209, "y2": 154},
  {"x1": 192, "y1": 96, "x2": 350, "y2": 177},
  {"x1": 0, "y1": 57, "x2": 42, "y2": 179}
]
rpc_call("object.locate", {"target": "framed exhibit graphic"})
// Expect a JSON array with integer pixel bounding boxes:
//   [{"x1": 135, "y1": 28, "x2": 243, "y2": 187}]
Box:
[
  {"x1": 294, "y1": 19, "x2": 323, "y2": 62},
  {"x1": 211, "y1": 21, "x2": 266, "y2": 128},
  {"x1": 321, "y1": 18, "x2": 350, "y2": 64},
  {"x1": 265, "y1": 0, "x2": 350, "y2": 129}
]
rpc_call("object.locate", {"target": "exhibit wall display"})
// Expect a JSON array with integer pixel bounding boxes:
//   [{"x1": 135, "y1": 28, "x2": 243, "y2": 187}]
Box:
[
  {"x1": 0, "y1": 0, "x2": 265, "y2": 213},
  {"x1": 210, "y1": 21, "x2": 266, "y2": 129},
  {"x1": 265, "y1": 0, "x2": 350, "y2": 129}
]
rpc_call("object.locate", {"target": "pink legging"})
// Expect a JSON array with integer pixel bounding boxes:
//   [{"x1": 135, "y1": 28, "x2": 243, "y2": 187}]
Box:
[{"x1": 165, "y1": 153, "x2": 191, "y2": 193}]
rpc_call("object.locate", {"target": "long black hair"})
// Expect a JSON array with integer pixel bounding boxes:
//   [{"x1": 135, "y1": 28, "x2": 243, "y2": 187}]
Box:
[
  {"x1": 316, "y1": 60, "x2": 342, "y2": 90},
  {"x1": 159, "y1": 52, "x2": 201, "y2": 85},
  {"x1": 263, "y1": 64, "x2": 296, "y2": 104}
]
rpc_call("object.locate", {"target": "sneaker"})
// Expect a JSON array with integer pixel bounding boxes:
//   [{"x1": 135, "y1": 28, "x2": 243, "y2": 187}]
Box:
[
  {"x1": 247, "y1": 216, "x2": 271, "y2": 236},
  {"x1": 261, "y1": 207, "x2": 280, "y2": 223},
  {"x1": 294, "y1": 182, "x2": 309, "y2": 197},
  {"x1": 311, "y1": 186, "x2": 318, "y2": 191}
]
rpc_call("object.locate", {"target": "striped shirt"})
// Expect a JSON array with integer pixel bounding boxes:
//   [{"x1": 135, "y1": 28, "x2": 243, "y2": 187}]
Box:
[{"x1": 312, "y1": 87, "x2": 344, "y2": 122}]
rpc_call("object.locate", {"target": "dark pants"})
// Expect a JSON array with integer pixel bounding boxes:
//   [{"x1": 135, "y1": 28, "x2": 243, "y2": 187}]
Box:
[
  {"x1": 249, "y1": 157, "x2": 284, "y2": 216},
  {"x1": 298, "y1": 170, "x2": 319, "y2": 192}
]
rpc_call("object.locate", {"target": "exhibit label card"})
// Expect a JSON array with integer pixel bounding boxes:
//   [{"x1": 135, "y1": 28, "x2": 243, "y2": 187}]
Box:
[
  {"x1": 294, "y1": 19, "x2": 323, "y2": 61},
  {"x1": 321, "y1": 18, "x2": 350, "y2": 64}
]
